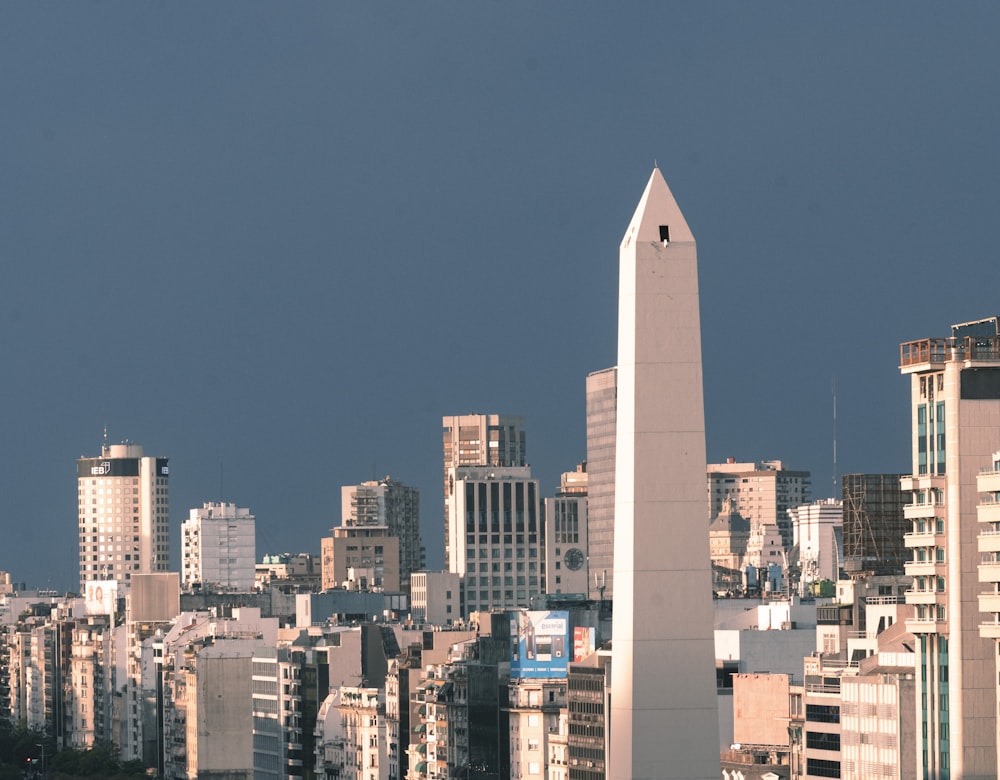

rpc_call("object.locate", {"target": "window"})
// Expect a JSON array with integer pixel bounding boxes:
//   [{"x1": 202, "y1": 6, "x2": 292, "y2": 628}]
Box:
[{"x1": 806, "y1": 758, "x2": 842, "y2": 778}]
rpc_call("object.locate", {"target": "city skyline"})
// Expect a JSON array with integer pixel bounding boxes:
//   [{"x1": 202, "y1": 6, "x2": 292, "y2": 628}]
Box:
[{"x1": 3, "y1": 5, "x2": 1000, "y2": 591}]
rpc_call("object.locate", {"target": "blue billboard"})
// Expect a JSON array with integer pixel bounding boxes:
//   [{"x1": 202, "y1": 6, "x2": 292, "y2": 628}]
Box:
[{"x1": 509, "y1": 610, "x2": 569, "y2": 679}]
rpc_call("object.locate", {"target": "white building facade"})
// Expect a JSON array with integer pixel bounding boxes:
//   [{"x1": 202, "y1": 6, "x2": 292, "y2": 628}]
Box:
[
  {"x1": 181, "y1": 502, "x2": 256, "y2": 592},
  {"x1": 788, "y1": 498, "x2": 844, "y2": 587},
  {"x1": 445, "y1": 466, "x2": 544, "y2": 617},
  {"x1": 409, "y1": 571, "x2": 461, "y2": 625}
]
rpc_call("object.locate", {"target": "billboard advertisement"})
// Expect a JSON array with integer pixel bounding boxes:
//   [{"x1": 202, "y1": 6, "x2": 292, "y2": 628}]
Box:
[
  {"x1": 84, "y1": 580, "x2": 118, "y2": 616},
  {"x1": 573, "y1": 625, "x2": 596, "y2": 662},
  {"x1": 510, "y1": 610, "x2": 569, "y2": 679}
]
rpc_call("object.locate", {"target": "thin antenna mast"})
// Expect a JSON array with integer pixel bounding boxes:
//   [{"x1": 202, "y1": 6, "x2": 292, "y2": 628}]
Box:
[{"x1": 832, "y1": 376, "x2": 838, "y2": 497}]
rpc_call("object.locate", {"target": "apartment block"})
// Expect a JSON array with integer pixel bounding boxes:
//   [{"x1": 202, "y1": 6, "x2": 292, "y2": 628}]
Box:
[
  {"x1": 181, "y1": 502, "x2": 256, "y2": 592},
  {"x1": 899, "y1": 316, "x2": 1000, "y2": 779},
  {"x1": 708, "y1": 460, "x2": 811, "y2": 551},
  {"x1": 341, "y1": 477, "x2": 423, "y2": 595}
]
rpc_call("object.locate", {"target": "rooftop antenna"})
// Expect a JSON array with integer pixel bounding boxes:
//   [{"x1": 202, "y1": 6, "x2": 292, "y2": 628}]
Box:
[
  {"x1": 832, "y1": 376, "x2": 838, "y2": 498},
  {"x1": 220, "y1": 462, "x2": 224, "y2": 503},
  {"x1": 103, "y1": 423, "x2": 109, "y2": 448}
]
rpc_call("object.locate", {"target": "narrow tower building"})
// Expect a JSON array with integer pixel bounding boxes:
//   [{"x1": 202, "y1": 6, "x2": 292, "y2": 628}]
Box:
[{"x1": 77, "y1": 442, "x2": 170, "y2": 593}]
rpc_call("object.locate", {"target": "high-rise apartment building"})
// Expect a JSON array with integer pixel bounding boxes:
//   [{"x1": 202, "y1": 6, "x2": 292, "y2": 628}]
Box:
[
  {"x1": 341, "y1": 477, "x2": 423, "y2": 594},
  {"x1": 585, "y1": 367, "x2": 617, "y2": 601},
  {"x1": 76, "y1": 442, "x2": 170, "y2": 592},
  {"x1": 180, "y1": 502, "x2": 256, "y2": 592},
  {"x1": 442, "y1": 414, "x2": 526, "y2": 565},
  {"x1": 899, "y1": 315, "x2": 1000, "y2": 779},
  {"x1": 609, "y1": 168, "x2": 719, "y2": 778},
  {"x1": 707, "y1": 459, "x2": 811, "y2": 550}
]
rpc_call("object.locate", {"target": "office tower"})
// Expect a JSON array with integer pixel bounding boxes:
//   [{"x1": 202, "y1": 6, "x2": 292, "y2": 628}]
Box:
[
  {"x1": 446, "y1": 465, "x2": 543, "y2": 616},
  {"x1": 77, "y1": 442, "x2": 170, "y2": 592},
  {"x1": 841, "y1": 473, "x2": 909, "y2": 576},
  {"x1": 340, "y1": 477, "x2": 423, "y2": 594},
  {"x1": 707, "y1": 459, "x2": 811, "y2": 550},
  {"x1": 180, "y1": 502, "x2": 256, "y2": 592},
  {"x1": 609, "y1": 168, "x2": 719, "y2": 778},
  {"x1": 442, "y1": 414, "x2": 526, "y2": 566},
  {"x1": 787, "y1": 498, "x2": 843, "y2": 587},
  {"x1": 899, "y1": 315, "x2": 1000, "y2": 779},
  {"x1": 544, "y1": 465, "x2": 589, "y2": 596},
  {"x1": 585, "y1": 367, "x2": 617, "y2": 600}
]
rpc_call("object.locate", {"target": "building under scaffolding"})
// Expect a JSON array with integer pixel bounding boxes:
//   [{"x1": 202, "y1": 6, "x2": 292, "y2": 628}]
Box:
[{"x1": 841, "y1": 473, "x2": 910, "y2": 575}]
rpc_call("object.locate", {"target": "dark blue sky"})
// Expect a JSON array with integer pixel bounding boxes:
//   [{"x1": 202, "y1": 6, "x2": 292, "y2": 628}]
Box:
[{"x1": 2, "y1": 5, "x2": 999, "y2": 591}]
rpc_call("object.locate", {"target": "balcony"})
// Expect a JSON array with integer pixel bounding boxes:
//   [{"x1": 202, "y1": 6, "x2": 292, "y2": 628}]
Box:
[
  {"x1": 906, "y1": 590, "x2": 943, "y2": 606},
  {"x1": 979, "y1": 531, "x2": 1000, "y2": 554},
  {"x1": 979, "y1": 562, "x2": 1000, "y2": 584},
  {"x1": 978, "y1": 501, "x2": 1000, "y2": 526},
  {"x1": 900, "y1": 335, "x2": 1000, "y2": 370},
  {"x1": 905, "y1": 561, "x2": 943, "y2": 578},
  {"x1": 981, "y1": 617, "x2": 1000, "y2": 639},
  {"x1": 900, "y1": 475, "x2": 945, "y2": 494},
  {"x1": 904, "y1": 531, "x2": 939, "y2": 548},
  {"x1": 906, "y1": 616, "x2": 947, "y2": 634},
  {"x1": 979, "y1": 472, "x2": 1000, "y2": 493},
  {"x1": 979, "y1": 592, "x2": 1000, "y2": 614},
  {"x1": 900, "y1": 338, "x2": 951, "y2": 369},
  {"x1": 904, "y1": 503, "x2": 942, "y2": 520}
]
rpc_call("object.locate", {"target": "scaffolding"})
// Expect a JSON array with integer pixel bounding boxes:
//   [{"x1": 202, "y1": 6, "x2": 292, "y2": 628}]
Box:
[{"x1": 841, "y1": 473, "x2": 909, "y2": 576}]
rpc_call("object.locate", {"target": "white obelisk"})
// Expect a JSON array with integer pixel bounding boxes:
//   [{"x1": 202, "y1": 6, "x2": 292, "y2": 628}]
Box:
[{"x1": 609, "y1": 168, "x2": 720, "y2": 779}]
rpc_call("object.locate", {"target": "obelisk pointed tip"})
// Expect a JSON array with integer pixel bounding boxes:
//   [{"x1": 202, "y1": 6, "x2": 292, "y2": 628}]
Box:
[{"x1": 621, "y1": 167, "x2": 694, "y2": 247}]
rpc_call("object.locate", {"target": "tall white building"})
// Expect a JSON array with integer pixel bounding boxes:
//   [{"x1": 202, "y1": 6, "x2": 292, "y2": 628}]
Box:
[
  {"x1": 77, "y1": 442, "x2": 170, "y2": 592},
  {"x1": 446, "y1": 465, "x2": 544, "y2": 616},
  {"x1": 180, "y1": 502, "x2": 256, "y2": 592},
  {"x1": 609, "y1": 168, "x2": 719, "y2": 778},
  {"x1": 900, "y1": 316, "x2": 1000, "y2": 779}
]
